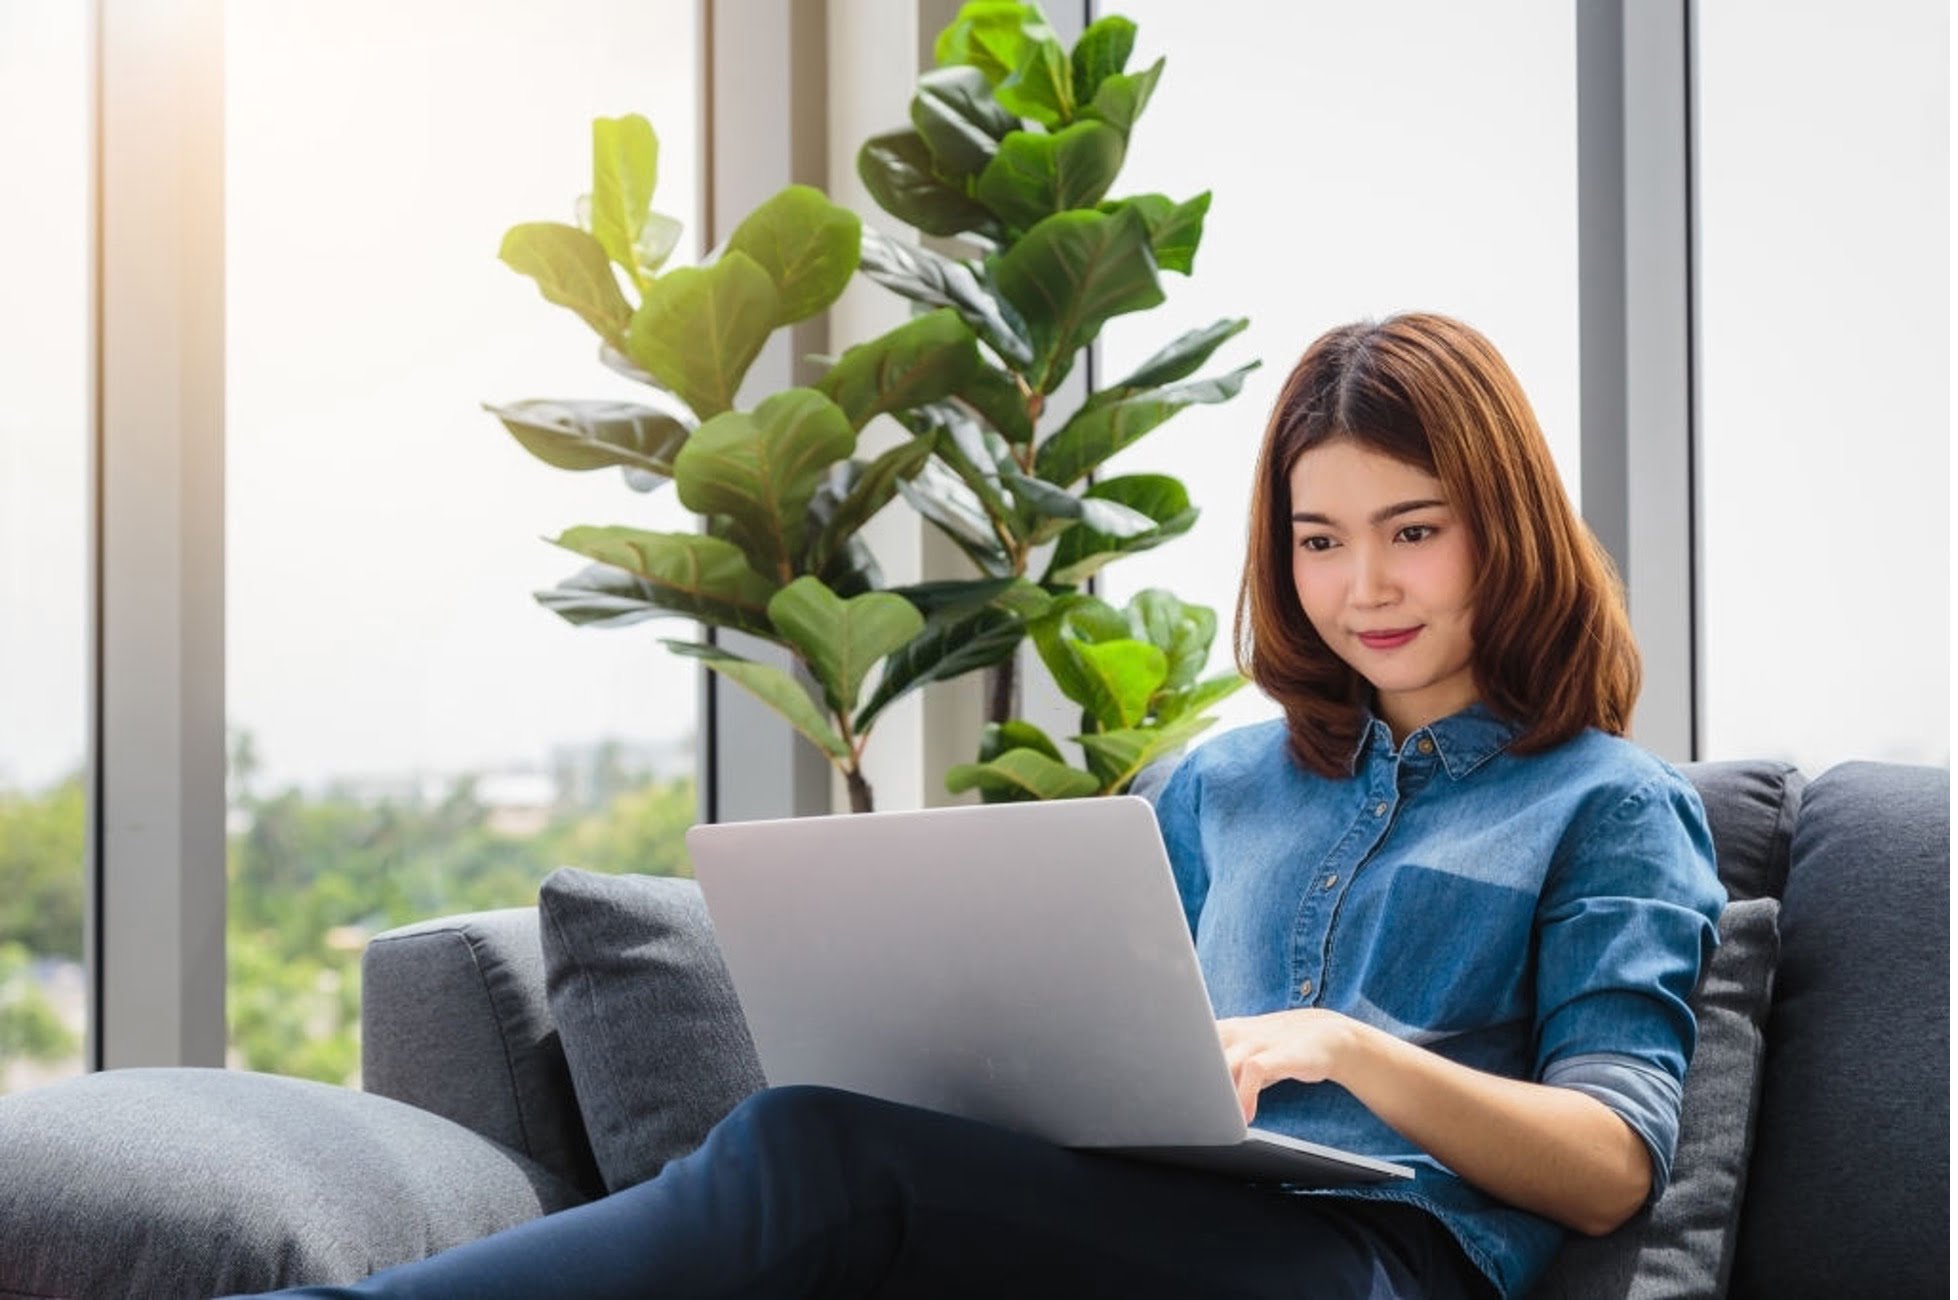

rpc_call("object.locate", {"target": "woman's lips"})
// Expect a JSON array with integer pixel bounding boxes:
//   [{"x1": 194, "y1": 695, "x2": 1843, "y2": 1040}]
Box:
[{"x1": 1356, "y1": 627, "x2": 1421, "y2": 650}]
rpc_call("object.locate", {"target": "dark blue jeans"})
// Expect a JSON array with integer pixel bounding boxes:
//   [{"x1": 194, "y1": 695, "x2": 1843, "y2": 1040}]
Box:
[{"x1": 253, "y1": 1086, "x2": 1490, "y2": 1299}]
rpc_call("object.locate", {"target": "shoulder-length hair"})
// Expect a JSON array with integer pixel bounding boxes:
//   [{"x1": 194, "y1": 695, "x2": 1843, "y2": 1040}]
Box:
[{"x1": 1234, "y1": 312, "x2": 1639, "y2": 777}]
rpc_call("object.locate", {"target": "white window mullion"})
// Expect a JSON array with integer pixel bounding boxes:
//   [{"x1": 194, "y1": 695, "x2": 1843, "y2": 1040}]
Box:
[{"x1": 93, "y1": 0, "x2": 227, "y2": 1070}]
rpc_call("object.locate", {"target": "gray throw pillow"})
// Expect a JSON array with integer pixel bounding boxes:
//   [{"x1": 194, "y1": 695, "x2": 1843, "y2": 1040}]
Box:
[
  {"x1": 538, "y1": 867, "x2": 766, "y2": 1193},
  {"x1": 1529, "y1": 896, "x2": 1781, "y2": 1298},
  {"x1": 0, "y1": 1067, "x2": 585, "y2": 1299}
]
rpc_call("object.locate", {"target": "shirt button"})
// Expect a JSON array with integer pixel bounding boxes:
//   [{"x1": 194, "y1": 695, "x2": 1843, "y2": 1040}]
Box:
[
  {"x1": 1417, "y1": 737, "x2": 1435, "y2": 755},
  {"x1": 1298, "y1": 978, "x2": 1314, "y2": 998},
  {"x1": 1322, "y1": 873, "x2": 1338, "y2": 890},
  {"x1": 1373, "y1": 801, "x2": 1388, "y2": 816}
]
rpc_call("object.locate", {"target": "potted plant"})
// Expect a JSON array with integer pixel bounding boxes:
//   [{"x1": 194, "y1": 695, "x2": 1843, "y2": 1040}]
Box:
[
  {"x1": 493, "y1": 1, "x2": 1252, "y2": 809},
  {"x1": 851, "y1": 1, "x2": 1252, "y2": 797}
]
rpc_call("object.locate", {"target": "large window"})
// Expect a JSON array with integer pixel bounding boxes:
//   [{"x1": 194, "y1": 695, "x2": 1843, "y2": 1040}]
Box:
[
  {"x1": 0, "y1": 1, "x2": 90, "y2": 1094},
  {"x1": 1095, "y1": 0, "x2": 1583, "y2": 740},
  {"x1": 1695, "y1": 0, "x2": 1949, "y2": 773},
  {"x1": 224, "y1": 0, "x2": 704, "y2": 1081}
]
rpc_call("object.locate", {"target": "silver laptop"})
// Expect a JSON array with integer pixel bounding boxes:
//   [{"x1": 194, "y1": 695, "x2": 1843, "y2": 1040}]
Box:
[{"x1": 687, "y1": 796, "x2": 1413, "y2": 1187}]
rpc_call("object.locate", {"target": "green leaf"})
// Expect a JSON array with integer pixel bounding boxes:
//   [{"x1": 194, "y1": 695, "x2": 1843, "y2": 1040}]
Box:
[
  {"x1": 809, "y1": 437, "x2": 936, "y2": 573},
  {"x1": 946, "y1": 748, "x2": 1101, "y2": 802},
  {"x1": 765, "y1": 577, "x2": 924, "y2": 717},
  {"x1": 535, "y1": 562, "x2": 669, "y2": 629},
  {"x1": 1002, "y1": 469, "x2": 1157, "y2": 547},
  {"x1": 1076, "y1": 712, "x2": 1219, "y2": 792},
  {"x1": 976, "y1": 121, "x2": 1125, "y2": 234},
  {"x1": 819, "y1": 308, "x2": 982, "y2": 431},
  {"x1": 901, "y1": 401, "x2": 1016, "y2": 525},
  {"x1": 887, "y1": 575, "x2": 1052, "y2": 620},
  {"x1": 499, "y1": 222, "x2": 633, "y2": 349},
  {"x1": 486, "y1": 399, "x2": 691, "y2": 479},
  {"x1": 1081, "y1": 55, "x2": 1163, "y2": 141},
  {"x1": 634, "y1": 214, "x2": 685, "y2": 280},
  {"x1": 1043, "y1": 474, "x2": 1199, "y2": 585},
  {"x1": 1070, "y1": 15, "x2": 1135, "y2": 104},
  {"x1": 1036, "y1": 362, "x2": 1260, "y2": 486},
  {"x1": 911, "y1": 65, "x2": 1021, "y2": 181},
  {"x1": 897, "y1": 457, "x2": 1013, "y2": 577},
  {"x1": 978, "y1": 719, "x2": 1065, "y2": 764},
  {"x1": 853, "y1": 582, "x2": 1042, "y2": 730},
  {"x1": 1156, "y1": 671, "x2": 1250, "y2": 726},
  {"x1": 673, "y1": 388, "x2": 856, "y2": 583},
  {"x1": 1105, "y1": 318, "x2": 1250, "y2": 393},
  {"x1": 858, "y1": 130, "x2": 1004, "y2": 244},
  {"x1": 1126, "y1": 587, "x2": 1216, "y2": 692},
  {"x1": 995, "y1": 30, "x2": 1075, "y2": 128},
  {"x1": 856, "y1": 228, "x2": 1034, "y2": 367},
  {"x1": 726, "y1": 185, "x2": 862, "y2": 326},
  {"x1": 1070, "y1": 639, "x2": 1170, "y2": 730},
  {"x1": 1057, "y1": 595, "x2": 1135, "y2": 646},
  {"x1": 957, "y1": 363, "x2": 1034, "y2": 443},
  {"x1": 990, "y1": 206, "x2": 1164, "y2": 393},
  {"x1": 664, "y1": 640, "x2": 850, "y2": 760},
  {"x1": 547, "y1": 528, "x2": 777, "y2": 637},
  {"x1": 588, "y1": 115, "x2": 659, "y2": 290},
  {"x1": 626, "y1": 251, "x2": 780, "y2": 420},
  {"x1": 1101, "y1": 189, "x2": 1210, "y2": 274},
  {"x1": 934, "y1": 1, "x2": 1040, "y2": 83}
]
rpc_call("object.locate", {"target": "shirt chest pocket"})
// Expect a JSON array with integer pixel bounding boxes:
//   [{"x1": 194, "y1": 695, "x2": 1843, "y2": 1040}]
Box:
[{"x1": 1329, "y1": 859, "x2": 1538, "y2": 1036}]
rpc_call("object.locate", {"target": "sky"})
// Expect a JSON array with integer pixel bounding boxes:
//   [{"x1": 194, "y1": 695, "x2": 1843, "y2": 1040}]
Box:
[{"x1": 1, "y1": 0, "x2": 1948, "y2": 797}]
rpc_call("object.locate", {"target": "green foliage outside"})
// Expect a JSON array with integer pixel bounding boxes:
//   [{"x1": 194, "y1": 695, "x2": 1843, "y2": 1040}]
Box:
[{"x1": 0, "y1": 756, "x2": 695, "y2": 1087}]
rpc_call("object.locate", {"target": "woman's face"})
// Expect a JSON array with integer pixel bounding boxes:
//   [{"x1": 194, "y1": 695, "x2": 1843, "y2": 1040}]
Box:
[{"x1": 1287, "y1": 439, "x2": 1479, "y2": 741}]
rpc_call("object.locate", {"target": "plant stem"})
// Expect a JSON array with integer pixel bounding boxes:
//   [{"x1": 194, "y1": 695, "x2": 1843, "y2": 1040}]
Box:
[
  {"x1": 988, "y1": 654, "x2": 1017, "y2": 726},
  {"x1": 844, "y1": 766, "x2": 874, "y2": 813}
]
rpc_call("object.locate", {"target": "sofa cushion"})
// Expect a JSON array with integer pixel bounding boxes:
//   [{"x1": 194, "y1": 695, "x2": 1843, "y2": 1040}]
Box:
[
  {"x1": 1731, "y1": 762, "x2": 1950, "y2": 1300},
  {"x1": 363, "y1": 907, "x2": 604, "y2": 1197},
  {"x1": 539, "y1": 868, "x2": 766, "y2": 1192},
  {"x1": 1530, "y1": 896, "x2": 1780, "y2": 1298},
  {"x1": 1680, "y1": 760, "x2": 1805, "y2": 902},
  {"x1": 0, "y1": 1067, "x2": 586, "y2": 1299}
]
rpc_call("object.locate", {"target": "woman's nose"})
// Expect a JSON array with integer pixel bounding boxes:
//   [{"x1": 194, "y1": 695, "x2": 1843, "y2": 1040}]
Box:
[{"x1": 1350, "y1": 548, "x2": 1397, "y2": 606}]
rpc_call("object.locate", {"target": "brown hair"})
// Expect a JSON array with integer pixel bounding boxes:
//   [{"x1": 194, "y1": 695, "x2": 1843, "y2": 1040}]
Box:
[{"x1": 1234, "y1": 312, "x2": 1639, "y2": 777}]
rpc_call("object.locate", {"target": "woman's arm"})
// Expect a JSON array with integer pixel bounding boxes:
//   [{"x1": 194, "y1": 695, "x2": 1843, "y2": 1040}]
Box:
[{"x1": 1219, "y1": 1009, "x2": 1651, "y2": 1237}]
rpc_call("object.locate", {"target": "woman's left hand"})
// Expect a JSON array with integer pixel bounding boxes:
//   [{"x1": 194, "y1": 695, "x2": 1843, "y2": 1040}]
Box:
[{"x1": 1216, "y1": 1008, "x2": 1362, "y2": 1123}]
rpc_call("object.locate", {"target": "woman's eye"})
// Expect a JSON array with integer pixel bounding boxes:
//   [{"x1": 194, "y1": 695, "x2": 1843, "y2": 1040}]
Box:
[
  {"x1": 1298, "y1": 535, "x2": 1335, "y2": 553},
  {"x1": 1397, "y1": 524, "x2": 1436, "y2": 544}
]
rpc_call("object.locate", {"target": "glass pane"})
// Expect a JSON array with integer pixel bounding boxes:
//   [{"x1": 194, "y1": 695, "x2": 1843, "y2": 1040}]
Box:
[
  {"x1": 1697, "y1": 1, "x2": 1949, "y2": 773},
  {"x1": 0, "y1": 1, "x2": 91, "y2": 1094},
  {"x1": 1095, "y1": 0, "x2": 1582, "y2": 740},
  {"x1": 225, "y1": 0, "x2": 703, "y2": 1082}
]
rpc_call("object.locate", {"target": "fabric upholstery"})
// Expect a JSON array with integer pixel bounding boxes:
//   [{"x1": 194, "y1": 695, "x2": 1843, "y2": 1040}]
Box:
[
  {"x1": 1527, "y1": 760, "x2": 1801, "y2": 1297},
  {"x1": 1679, "y1": 760, "x2": 1806, "y2": 902},
  {"x1": 0, "y1": 1067, "x2": 585, "y2": 1300},
  {"x1": 362, "y1": 906, "x2": 604, "y2": 1196},
  {"x1": 1530, "y1": 897, "x2": 1780, "y2": 1298},
  {"x1": 539, "y1": 868, "x2": 766, "y2": 1192},
  {"x1": 1731, "y1": 762, "x2": 1950, "y2": 1300}
]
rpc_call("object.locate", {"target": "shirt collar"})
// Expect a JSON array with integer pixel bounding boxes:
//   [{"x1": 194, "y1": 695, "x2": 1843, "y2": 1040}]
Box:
[{"x1": 1348, "y1": 700, "x2": 1523, "y2": 780}]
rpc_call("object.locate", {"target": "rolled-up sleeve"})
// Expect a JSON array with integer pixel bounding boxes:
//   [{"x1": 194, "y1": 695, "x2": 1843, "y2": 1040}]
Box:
[
  {"x1": 1144, "y1": 756, "x2": 1209, "y2": 940},
  {"x1": 1533, "y1": 772, "x2": 1725, "y2": 1200}
]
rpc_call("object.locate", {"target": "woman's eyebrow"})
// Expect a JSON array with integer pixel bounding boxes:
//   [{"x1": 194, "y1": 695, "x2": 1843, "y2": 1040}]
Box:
[{"x1": 1290, "y1": 498, "x2": 1449, "y2": 526}]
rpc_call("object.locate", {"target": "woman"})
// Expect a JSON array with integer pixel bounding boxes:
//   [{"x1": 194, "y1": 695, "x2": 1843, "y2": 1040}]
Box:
[{"x1": 254, "y1": 313, "x2": 1724, "y2": 1300}]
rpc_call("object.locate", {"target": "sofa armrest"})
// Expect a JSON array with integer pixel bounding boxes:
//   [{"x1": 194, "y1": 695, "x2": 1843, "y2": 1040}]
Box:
[{"x1": 362, "y1": 908, "x2": 604, "y2": 1197}]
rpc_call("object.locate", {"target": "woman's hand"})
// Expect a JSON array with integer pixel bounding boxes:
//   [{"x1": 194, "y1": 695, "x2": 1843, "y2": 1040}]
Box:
[
  {"x1": 1216, "y1": 1008, "x2": 1362, "y2": 1123},
  {"x1": 1221, "y1": 1010, "x2": 1654, "y2": 1236}
]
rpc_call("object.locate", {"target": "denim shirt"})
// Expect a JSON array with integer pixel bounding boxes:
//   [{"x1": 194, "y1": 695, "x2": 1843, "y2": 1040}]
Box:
[{"x1": 1146, "y1": 702, "x2": 1725, "y2": 1299}]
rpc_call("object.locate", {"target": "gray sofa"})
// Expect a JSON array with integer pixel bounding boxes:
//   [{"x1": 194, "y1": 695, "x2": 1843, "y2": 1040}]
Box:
[{"x1": 0, "y1": 760, "x2": 1947, "y2": 1298}]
